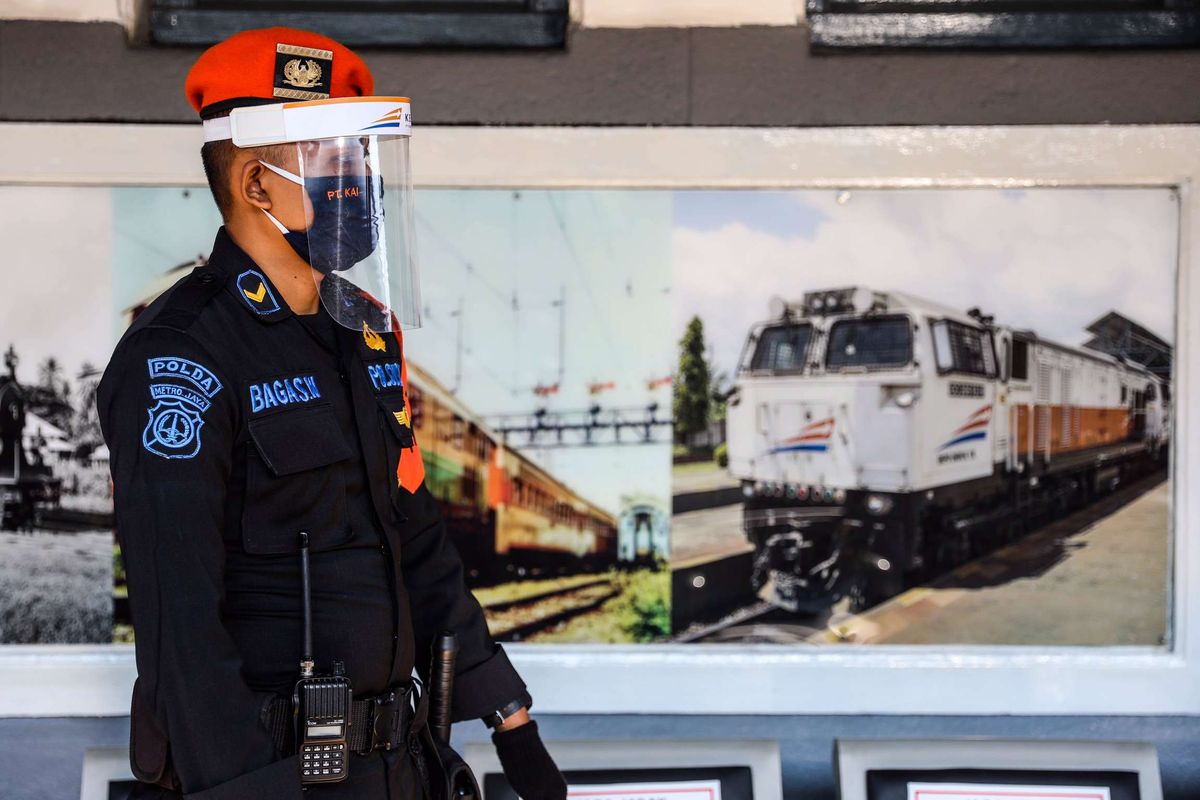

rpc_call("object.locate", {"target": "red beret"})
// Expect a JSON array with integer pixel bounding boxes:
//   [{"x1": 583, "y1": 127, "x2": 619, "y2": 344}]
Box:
[{"x1": 185, "y1": 27, "x2": 374, "y2": 119}]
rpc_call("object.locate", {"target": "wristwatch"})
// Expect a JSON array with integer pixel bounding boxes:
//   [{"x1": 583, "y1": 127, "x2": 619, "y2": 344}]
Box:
[{"x1": 482, "y1": 697, "x2": 526, "y2": 729}]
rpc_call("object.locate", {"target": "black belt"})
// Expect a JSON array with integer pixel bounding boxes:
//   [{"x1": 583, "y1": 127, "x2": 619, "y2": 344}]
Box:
[{"x1": 265, "y1": 681, "x2": 426, "y2": 756}]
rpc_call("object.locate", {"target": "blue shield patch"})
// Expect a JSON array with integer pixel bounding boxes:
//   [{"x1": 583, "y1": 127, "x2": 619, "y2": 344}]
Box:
[
  {"x1": 143, "y1": 399, "x2": 205, "y2": 459},
  {"x1": 142, "y1": 355, "x2": 222, "y2": 460}
]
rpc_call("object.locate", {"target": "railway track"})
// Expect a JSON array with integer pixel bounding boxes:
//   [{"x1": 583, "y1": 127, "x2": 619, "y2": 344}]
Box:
[
  {"x1": 672, "y1": 600, "x2": 833, "y2": 644},
  {"x1": 484, "y1": 579, "x2": 620, "y2": 641},
  {"x1": 22, "y1": 507, "x2": 113, "y2": 533}
]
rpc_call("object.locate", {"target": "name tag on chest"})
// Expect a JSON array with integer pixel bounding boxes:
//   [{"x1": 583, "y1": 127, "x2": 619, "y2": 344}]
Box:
[
  {"x1": 249, "y1": 374, "x2": 323, "y2": 414},
  {"x1": 366, "y1": 361, "x2": 404, "y2": 392}
]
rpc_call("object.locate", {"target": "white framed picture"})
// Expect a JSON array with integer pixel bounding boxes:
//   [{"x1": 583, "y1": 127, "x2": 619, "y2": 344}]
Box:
[
  {"x1": 0, "y1": 122, "x2": 1196, "y2": 718},
  {"x1": 834, "y1": 739, "x2": 1162, "y2": 800}
]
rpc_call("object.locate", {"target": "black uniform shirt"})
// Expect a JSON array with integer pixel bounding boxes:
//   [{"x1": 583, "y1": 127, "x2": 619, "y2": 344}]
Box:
[{"x1": 98, "y1": 228, "x2": 530, "y2": 799}]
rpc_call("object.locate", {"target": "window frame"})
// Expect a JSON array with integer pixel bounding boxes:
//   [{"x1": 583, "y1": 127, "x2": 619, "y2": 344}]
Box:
[
  {"x1": 1009, "y1": 336, "x2": 1031, "y2": 382},
  {"x1": 0, "y1": 123, "x2": 1195, "y2": 719},
  {"x1": 146, "y1": 0, "x2": 570, "y2": 49},
  {"x1": 824, "y1": 313, "x2": 915, "y2": 372},
  {"x1": 807, "y1": 0, "x2": 1200, "y2": 50},
  {"x1": 744, "y1": 320, "x2": 816, "y2": 375},
  {"x1": 930, "y1": 317, "x2": 999, "y2": 379}
]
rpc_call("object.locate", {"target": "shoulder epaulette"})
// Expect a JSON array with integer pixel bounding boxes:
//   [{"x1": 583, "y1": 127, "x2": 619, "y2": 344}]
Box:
[{"x1": 152, "y1": 267, "x2": 224, "y2": 333}]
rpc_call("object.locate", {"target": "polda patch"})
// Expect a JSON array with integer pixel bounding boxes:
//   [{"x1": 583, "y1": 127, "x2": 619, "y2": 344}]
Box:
[{"x1": 142, "y1": 356, "x2": 223, "y2": 460}]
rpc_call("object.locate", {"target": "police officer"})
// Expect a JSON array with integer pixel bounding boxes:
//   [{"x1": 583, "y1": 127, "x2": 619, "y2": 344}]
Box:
[{"x1": 98, "y1": 27, "x2": 567, "y2": 800}]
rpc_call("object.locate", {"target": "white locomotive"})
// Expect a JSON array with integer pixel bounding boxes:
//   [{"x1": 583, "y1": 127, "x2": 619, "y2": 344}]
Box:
[{"x1": 725, "y1": 287, "x2": 1170, "y2": 611}]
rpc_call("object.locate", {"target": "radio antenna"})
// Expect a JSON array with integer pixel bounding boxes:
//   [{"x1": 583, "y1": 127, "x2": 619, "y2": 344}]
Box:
[{"x1": 299, "y1": 531, "x2": 314, "y2": 678}]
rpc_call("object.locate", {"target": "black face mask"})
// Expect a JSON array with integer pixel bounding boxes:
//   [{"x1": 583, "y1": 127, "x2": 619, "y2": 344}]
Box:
[{"x1": 283, "y1": 174, "x2": 381, "y2": 274}]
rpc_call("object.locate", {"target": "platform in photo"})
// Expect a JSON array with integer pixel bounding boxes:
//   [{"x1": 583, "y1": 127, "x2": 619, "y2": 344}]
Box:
[{"x1": 668, "y1": 188, "x2": 1175, "y2": 647}]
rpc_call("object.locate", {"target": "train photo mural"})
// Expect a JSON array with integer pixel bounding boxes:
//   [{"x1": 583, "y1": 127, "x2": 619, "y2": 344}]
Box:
[
  {"x1": 669, "y1": 187, "x2": 1176, "y2": 647},
  {"x1": 727, "y1": 287, "x2": 1170, "y2": 613},
  {"x1": 401, "y1": 359, "x2": 621, "y2": 585},
  {"x1": 0, "y1": 182, "x2": 1177, "y2": 651}
]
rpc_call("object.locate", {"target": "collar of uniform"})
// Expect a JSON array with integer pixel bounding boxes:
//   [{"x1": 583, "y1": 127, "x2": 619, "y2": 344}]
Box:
[
  {"x1": 207, "y1": 227, "x2": 293, "y2": 324},
  {"x1": 321, "y1": 273, "x2": 400, "y2": 358}
]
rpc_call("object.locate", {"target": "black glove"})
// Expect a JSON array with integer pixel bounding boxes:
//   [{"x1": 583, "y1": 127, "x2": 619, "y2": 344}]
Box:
[{"x1": 492, "y1": 719, "x2": 567, "y2": 800}]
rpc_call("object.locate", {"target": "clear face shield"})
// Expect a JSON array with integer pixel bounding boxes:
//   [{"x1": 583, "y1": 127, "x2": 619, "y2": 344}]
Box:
[{"x1": 209, "y1": 97, "x2": 420, "y2": 331}]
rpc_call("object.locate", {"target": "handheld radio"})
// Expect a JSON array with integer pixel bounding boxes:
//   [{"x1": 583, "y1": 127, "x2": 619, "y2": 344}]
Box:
[{"x1": 293, "y1": 531, "x2": 353, "y2": 784}]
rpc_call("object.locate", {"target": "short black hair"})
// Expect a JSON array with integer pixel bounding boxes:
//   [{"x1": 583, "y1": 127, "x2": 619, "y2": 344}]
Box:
[
  {"x1": 200, "y1": 114, "x2": 294, "y2": 220},
  {"x1": 200, "y1": 139, "x2": 240, "y2": 220}
]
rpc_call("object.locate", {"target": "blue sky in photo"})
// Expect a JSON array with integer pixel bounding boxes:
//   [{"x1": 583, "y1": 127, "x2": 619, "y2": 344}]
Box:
[
  {"x1": 671, "y1": 187, "x2": 1178, "y2": 380},
  {"x1": 674, "y1": 190, "x2": 828, "y2": 240}
]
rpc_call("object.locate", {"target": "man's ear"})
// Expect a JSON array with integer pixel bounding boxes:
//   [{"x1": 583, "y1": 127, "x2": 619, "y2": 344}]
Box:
[{"x1": 238, "y1": 158, "x2": 273, "y2": 211}]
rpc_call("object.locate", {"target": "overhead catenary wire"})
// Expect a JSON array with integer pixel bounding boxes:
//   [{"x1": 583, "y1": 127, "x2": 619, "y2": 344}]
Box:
[
  {"x1": 415, "y1": 192, "x2": 668, "y2": 414},
  {"x1": 114, "y1": 226, "x2": 196, "y2": 272},
  {"x1": 420, "y1": 305, "x2": 520, "y2": 398},
  {"x1": 545, "y1": 194, "x2": 618, "y2": 362},
  {"x1": 415, "y1": 212, "x2": 512, "y2": 310}
]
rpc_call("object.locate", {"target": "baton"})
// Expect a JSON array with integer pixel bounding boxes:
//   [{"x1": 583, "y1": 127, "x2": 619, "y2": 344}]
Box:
[{"x1": 430, "y1": 630, "x2": 458, "y2": 745}]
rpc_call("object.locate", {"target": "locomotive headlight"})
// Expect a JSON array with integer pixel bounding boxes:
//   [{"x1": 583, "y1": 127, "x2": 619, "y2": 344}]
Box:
[
  {"x1": 742, "y1": 482, "x2": 756, "y2": 498},
  {"x1": 865, "y1": 493, "x2": 894, "y2": 516},
  {"x1": 833, "y1": 488, "x2": 847, "y2": 504},
  {"x1": 884, "y1": 386, "x2": 919, "y2": 408}
]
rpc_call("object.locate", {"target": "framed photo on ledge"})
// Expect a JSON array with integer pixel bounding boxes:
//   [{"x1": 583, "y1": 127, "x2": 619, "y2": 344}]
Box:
[{"x1": 835, "y1": 739, "x2": 1162, "y2": 800}]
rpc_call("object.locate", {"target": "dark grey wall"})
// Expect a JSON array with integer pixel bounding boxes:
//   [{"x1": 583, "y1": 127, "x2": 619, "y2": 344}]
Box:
[
  {"x1": 4, "y1": 714, "x2": 1199, "y2": 799},
  {"x1": 2, "y1": 20, "x2": 1200, "y2": 126}
]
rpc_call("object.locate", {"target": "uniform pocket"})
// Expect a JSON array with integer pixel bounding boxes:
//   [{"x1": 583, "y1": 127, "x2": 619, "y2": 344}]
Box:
[{"x1": 242, "y1": 405, "x2": 355, "y2": 555}]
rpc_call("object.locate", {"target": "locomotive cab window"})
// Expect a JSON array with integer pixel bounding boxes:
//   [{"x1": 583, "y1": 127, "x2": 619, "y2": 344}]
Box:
[
  {"x1": 824, "y1": 315, "x2": 912, "y2": 371},
  {"x1": 747, "y1": 323, "x2": 814, "y2": 373},
  {"x1": 931, "y1": 318, "x2": 998, "y2": 378},
  {"x1": 1009, "y1": 337, "x2": 1031, "y2": 381}
]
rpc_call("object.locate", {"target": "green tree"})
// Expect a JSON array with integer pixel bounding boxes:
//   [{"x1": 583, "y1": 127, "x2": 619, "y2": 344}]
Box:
[
  {"x1": 709, "y1": 368, "x2": 732, "y2": 423},
  {"x1": 73, "y1": 363, "x2": 104, "y2": 455},
  {"x1": 674, "y1": 315, "x2": 712, "y2": 445}
]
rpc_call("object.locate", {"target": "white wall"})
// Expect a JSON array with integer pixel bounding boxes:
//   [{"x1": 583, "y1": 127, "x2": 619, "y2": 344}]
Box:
[
  {"x1": 1, "y1": 0, "x2": 128, "y2": 23},
  {"x1": 578, "y1": 0, "x2": 802, "y2": 27}
]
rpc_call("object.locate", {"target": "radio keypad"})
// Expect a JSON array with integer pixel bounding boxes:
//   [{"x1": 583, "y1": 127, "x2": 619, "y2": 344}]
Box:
[{"x1": 301, "y1": 742, "x2": 345, "y2": 778}]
